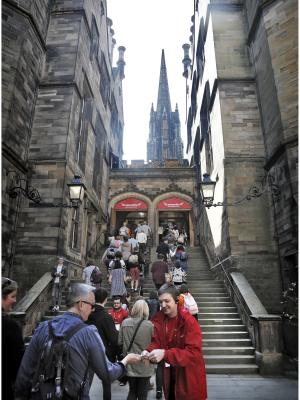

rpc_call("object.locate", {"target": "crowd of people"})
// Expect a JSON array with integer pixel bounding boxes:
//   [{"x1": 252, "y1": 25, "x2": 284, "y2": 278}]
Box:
[{"x1": 2, "y1": 221, "x2": 207, "y2": 400}]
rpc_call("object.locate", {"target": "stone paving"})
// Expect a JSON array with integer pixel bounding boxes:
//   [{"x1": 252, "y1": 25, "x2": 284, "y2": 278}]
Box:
[{"x1": 90, "y1": 373, "x2": 298, "y2": 400}]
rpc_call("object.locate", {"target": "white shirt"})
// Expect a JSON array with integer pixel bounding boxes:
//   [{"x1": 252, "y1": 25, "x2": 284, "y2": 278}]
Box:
[
  {"x1": 136, "y1": 231, "x2": 147, "y2": 244},
  {"x1": 109, "y1": 259, "x2": 126, "y2": 270},
  {"x1": 54, "y1": 265, "x2": 63, "y2": 284}
]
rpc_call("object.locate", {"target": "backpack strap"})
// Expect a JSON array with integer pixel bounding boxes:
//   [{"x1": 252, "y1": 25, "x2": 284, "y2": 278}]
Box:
[
  {"x1": 126, "y1": 318, "x2": 144, "y2": 353},
  {"x1": 50, "y1": 321, "x2": 86, "y2": 398}
]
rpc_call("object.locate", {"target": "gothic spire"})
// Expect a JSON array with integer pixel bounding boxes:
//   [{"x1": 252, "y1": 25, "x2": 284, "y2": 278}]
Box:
[{"x1": 156, "y1": 49, "x2": 171, "y2": 114}]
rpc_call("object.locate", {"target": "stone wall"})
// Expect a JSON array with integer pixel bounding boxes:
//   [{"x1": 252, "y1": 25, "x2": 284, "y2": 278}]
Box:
[
  {"x1": 245, "y1": 0, "x2": 298, "y2": 290},
  {"x1": 2, "y1": 0, "x2": 125, "y2": 293}
]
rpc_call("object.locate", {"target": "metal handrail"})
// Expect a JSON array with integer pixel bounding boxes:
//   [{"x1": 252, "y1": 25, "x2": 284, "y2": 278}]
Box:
[{"x1": 211, "y1": 256, "x2": 253, "y2": 326}]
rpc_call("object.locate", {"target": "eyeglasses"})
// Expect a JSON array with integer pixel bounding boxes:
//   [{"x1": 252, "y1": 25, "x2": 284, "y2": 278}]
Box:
[
  {"x1": 77, "y1": 300, "x2": 95, "y2": 309},
  {"x1": 2, "y1": 278, "x2": 12, "y2": 290}
]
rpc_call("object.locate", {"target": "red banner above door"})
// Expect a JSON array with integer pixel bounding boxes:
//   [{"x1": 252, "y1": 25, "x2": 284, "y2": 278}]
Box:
[
  {"x1": 114, "y1": 198, "x2": 148, "y2": 210},
  {"x1": 157, "y1": 197, "x2": 192, "y2": 210}
]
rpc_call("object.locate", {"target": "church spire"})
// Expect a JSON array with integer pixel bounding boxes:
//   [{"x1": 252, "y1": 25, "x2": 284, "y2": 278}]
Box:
[{"x1": 156, "y1": 49, "x2": 171, "y2": 114}]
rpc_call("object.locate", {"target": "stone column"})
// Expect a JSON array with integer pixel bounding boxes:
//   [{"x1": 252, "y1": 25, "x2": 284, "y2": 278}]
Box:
[{"x1": 250, "y1": 314, "x2": 283, "y2": 374}]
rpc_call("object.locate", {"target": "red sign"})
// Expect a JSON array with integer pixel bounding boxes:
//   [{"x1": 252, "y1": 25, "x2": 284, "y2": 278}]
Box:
[
  {"x1": 157, "y1": 197, "x2": 192, "y2": 210},
  {"x1": 114, "y1": 198, "x2": 148, "y2": 211}
]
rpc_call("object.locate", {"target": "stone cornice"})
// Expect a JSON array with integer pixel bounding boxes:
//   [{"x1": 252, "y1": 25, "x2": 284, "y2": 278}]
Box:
[{"x1": 110, "y1": 180, "x2": 195, "y2": 202}]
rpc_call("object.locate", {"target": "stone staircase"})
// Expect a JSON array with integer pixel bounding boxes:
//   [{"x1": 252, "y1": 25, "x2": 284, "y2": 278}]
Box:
[
  {"x1": 186, "y1": 247, "x2": 258, "y2": 374},
  {"x1": 26, "y1": 246, "x2": 259, "y2": 375}
]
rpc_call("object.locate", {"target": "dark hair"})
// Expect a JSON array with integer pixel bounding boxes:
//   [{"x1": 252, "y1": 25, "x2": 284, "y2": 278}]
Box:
[
  {"x1": 123, "y1": 236, "x2": 128, "y2": 242},
  {"x1": 115, "y1": 251, "x2": 123, "y2": 259},
  {"x1": 113, "y1": 259, "x2": 122, "y2": 269},
  {"x1": 2, "y1": 277, "x2": 18, "y2": 298},
  {"x1": 149, "y1": 290, "x2": 158, "y2": 300},
  {"x1": 174, "y1": 260, "x2": 181, "y2": 268},
  {"x1": 158, "y1": 283, "x2": 179, "y2": 302},
  {"x1": 179, "y1": 284, "x2": 188, "y2": 294},
  {"x1": 176, "y1": 245, "x2": 185, "y2": 251},
  {"x1": 94, "y1": 287, "x2": 108, "y2": 303},
  {"x1": 157, "y1": 253, "x2": 165, "y2": 260}
]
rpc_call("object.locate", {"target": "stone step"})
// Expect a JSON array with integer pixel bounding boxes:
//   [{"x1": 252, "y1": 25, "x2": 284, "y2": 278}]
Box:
[
  {"x1": 202, "y1": 346, "x2": 255, "y2": 355},
  {"x1": 197, "y1": 296, "x2": 231, "y2": 301},
  {"x1": 199, "y1": 318, "x2": 243, "y2": 325},
  {"x1": 202, "y1": 331, "x2": 250, "y2": 339},
  {"x1": 202, "y1": 338, "x2": 253, "y2": 347},
  {"x1": 191, "y1": 290, "x2": 228, "y2": 295},
  {"x1": 200, "y1": 306, "x2": 237, "y2": 313},
  {"x1": 205, "y1": 364, "x2": 259, "y2": 374},
  {"x1": 200, "y1": 314, "x2": 240, "y2": 321},
  {"x1": 197, "y1": 302, "x2": 234, "y2": 307},
  {"x1": 204, "y1": 355, "x2": 256, "y2": 364},
  {"x1": 201, "y1": 325, "x2": 247, "y2": 332}
]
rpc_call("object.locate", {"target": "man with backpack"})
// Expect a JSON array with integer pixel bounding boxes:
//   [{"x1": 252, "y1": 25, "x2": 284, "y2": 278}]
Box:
[{"x1": 14, "y1": 283, "x2": 141, "y2": 400}]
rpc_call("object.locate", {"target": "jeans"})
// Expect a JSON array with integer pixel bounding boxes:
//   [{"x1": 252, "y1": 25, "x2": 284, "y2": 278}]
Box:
[
  {"x1": 156, "y1": 362, "x2": 163, "y2": 392},
  {"x1": 52, "y1": 283, "x2": 63, "y2": 306},
  {"x1": 127, "y1": 376, "x2": 150, "y2": 400}
]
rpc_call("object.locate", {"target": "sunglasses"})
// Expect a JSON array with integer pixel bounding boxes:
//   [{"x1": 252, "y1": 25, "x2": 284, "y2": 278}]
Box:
[
  {"x1": 77, "y1": 300, "x2": 95, "y2": 309},
  {"x1": 2, "y1": 278, "x2": 13, "y2": 290}
]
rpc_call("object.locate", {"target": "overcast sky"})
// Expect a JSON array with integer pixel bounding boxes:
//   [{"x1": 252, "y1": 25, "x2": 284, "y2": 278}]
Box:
[{"x1": 107, "y1": 0, "x2": 194, "y2": 162}]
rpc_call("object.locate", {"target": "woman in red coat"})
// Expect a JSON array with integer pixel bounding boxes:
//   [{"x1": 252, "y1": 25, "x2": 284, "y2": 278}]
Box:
[{"x1": 142, "y1": 284, "x2": 207, "y2": 400}]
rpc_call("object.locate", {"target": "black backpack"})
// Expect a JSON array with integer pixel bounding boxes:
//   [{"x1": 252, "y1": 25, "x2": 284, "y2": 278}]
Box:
[
  {"x1": 90, "y1": 266, "x2": 102, "y2": 284},
  {"x1": 31, "y1": 321, "x2": 88, "y2": 400}
]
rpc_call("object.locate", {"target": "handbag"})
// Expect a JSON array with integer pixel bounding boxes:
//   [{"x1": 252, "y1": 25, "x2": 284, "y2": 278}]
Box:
[{"x1": 119, "y1": 318, "x2": 144, "y2": 384}]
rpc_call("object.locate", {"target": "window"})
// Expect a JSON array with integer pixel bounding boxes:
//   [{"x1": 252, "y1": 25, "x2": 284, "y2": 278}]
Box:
[
  {"x1": 186, "y1": 107, "x2": 192, "y2": 153},
  {"x1": 196, "y1": 18, "x2": 205, "y2": 84},
  {"x1": 110, "y1": 96, "x2": 118, "y2": 136},
  {"x1": 205, "y1": 124, "x2": 214, "y2": 175},
  {"x1": 100, "y1": 52, "x2": 110, "y2": 106},
  {"x1": 90, "y1": 16, "x2": 99, "y2": 60},
  {"x1": 86, "y1": 214, "x2": 93, "y2": 256},
  {"x1": 191, "y1": 71, "x2": 198, "y2": 121},
  {"x1": 70, "y1": 208, "x2": 80, "y2": 250},
  {"x1": 200, "y1": 81, "x2": 210, "y2": 148},
  {"x1": 93, "y1": 147, "x2": 101, "y2": 192},
  {"x1": 76, "y1": 78, "x2": 93, "y2": 172}
]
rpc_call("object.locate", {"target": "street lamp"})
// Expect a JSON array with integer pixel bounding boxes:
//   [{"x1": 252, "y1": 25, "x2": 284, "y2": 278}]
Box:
[
  {"x1": 199, "y1": 173, "x2": 216, "y2": 207},
  {"x1": 199, "y1": 170, "x2": 280, "y2": 208},
  {"x1": 67, "y1": 175, "x2": 86, "y2": 207}
]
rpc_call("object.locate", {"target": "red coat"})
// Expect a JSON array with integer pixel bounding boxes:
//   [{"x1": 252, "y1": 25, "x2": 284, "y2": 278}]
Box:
[{"x1": 148, "y1": 307, "x2": 207, "y2": 400}]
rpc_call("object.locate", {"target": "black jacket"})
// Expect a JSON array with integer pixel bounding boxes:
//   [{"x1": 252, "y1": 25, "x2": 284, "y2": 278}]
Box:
[
  {"x1": 87, "y1": 304, "x2": 121, "y2": 362},
  {"x1": 2, "y1": 313, "x2": 25, "y2": 400},
  {"x1": 156, "y1": 243, "x2": 170, "y2": 256}
]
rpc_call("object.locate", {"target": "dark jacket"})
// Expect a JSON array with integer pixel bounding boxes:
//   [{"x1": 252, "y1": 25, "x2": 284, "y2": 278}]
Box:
[
  {"x1": 51, "y1": 265, "x2": 67, "y2": 285},
  {"x1": 2, "y1": 313, "x2": 25, "y2": 400},
  {"x1": 15, "y1": 312, "x2": 125, "y2": 400},
  {"x1": 151, "y1": 260, "x2": 169, "y2": 285},
  {"x1": 87, "y1": 304, "x2": 121, "y2": 362},
  {"x1": 156, "y1": 243, "x2": 170, "y2": 257}
]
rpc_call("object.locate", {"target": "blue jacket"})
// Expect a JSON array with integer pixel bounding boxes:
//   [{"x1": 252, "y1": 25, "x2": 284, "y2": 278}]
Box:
[{"x1": 15, "y1": 312, "x2": 125, "y2": 399}]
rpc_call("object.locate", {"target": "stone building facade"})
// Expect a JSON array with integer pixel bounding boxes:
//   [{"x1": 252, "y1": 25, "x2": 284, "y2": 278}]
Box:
[
  {"x1": 147, "y1": 50, "x2": 184, "y2": 163},
  {"x1": 2, "y1": 0, "x2": 125, "y2": 292},
  {"x1": 183, "y1": 0, "x2": 298, "y2": 314}
]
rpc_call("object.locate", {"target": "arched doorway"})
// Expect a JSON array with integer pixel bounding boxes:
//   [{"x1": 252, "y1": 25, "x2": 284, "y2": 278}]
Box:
[
  {"x1": 112, "y1": 197, "x2": 148, "y2": 235},
  {"x1": 156, "y1": 196, "x2": 194, "y2": 246}
]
